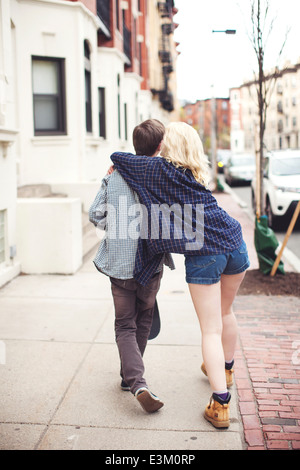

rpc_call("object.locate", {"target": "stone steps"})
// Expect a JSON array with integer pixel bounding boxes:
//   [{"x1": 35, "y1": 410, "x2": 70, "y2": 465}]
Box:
[{"x1": 17, "y1": 184, "x2": 66, "y2": 198}]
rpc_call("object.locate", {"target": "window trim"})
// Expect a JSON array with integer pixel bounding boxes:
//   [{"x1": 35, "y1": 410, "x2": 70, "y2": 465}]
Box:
[{"x1": 32, "y1": 56, "x2": 67, "y2": 136}]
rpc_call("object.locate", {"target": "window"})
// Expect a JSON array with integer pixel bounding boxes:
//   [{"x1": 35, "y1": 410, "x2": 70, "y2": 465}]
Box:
[
  {"x1": 116, "y1": 0, "x2": 120, "y2": 30},
  {"x1": 84, "y1": 40, "x2": 92, "y2": 133},
  {"x1": 133, "y1": 19, "x2": 137, "y2": 59},
  {"x1": 32, "y1": 57, "x2": 66, "y2": 135},
  {"x1": 98, "y1": 87, "x2": 106, "y2": 138},
  {"x1": 222, "y1": 101, "x2": 228, "y2": 110},
  {"x1": 0, "y1": 211, "x2": 5, "y2": 265}
]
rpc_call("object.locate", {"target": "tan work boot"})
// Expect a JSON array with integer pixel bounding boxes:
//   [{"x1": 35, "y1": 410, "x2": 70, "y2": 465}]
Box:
[
  {"x1": 201, "y1": 362, "x2": 234, "y2": 388},
  {"x1": 204, "y1": 393, "x2": 231, "y2": 429}
]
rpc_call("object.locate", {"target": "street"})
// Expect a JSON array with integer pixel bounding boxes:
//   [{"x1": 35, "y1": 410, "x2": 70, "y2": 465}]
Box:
[{"x1": 219, "y1": 176, "x2": 300, "y2": 260}]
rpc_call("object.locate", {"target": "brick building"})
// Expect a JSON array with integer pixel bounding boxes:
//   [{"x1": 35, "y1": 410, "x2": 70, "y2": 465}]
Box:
[{"x1": 181, "y1": 98, "x2": 231, "y2": 154}]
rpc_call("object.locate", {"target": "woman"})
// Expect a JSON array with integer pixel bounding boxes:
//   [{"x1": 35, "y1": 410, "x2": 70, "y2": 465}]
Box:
[{"x1": 111, "y1": 121, "x2": 250, "y2": 428}]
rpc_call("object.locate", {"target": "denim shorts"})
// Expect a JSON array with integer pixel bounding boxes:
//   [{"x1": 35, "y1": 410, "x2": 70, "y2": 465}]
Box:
[{"x1": 185, "y1": 240, "x2": 250, "y2": 285}]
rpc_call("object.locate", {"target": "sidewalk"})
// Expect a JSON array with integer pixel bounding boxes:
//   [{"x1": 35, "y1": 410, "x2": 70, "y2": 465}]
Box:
[{"x1": 0, "y1": 191, "x2": 299, "y2": 450}]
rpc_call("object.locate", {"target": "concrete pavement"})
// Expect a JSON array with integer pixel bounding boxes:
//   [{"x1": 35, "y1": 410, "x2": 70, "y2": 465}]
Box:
[
  {"x1": 0, "y1": 251, "x2": 245, "y2": 450},
  {"x1": 0, "y1": 193, "x2": 250, "y2": 451}
]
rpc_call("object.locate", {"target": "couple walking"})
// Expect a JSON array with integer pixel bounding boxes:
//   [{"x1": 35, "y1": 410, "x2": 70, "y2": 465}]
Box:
[{"x1": 89, "y1": 119, "x2": 250, "y2": 429}]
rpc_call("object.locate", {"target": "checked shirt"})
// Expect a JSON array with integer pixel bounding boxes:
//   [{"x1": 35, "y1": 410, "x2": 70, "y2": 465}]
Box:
[{"x1": 89, "y1": 169, "x2": 174, "y2": 280}]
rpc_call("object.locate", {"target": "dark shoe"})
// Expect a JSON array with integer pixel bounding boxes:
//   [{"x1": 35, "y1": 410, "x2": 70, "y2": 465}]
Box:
[
  {"x1": 120, "y1": 379, "x2": 130, "y2": 391},
  {"x1": 135, "y1": 387, "x2": 164, "y2": 413}
]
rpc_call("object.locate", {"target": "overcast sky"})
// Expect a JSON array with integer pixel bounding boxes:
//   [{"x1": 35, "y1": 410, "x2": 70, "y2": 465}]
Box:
[{"x1": 173, "y1": 0, "x2": 300, "y2": 102}]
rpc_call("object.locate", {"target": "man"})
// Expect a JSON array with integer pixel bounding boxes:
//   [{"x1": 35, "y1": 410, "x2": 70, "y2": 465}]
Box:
[{"x1": 89, "y1": 119, "x2": 174, "y2": 414}]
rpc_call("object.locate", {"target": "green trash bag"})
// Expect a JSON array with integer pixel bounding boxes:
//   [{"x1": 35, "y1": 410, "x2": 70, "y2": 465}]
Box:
[
  {"x1": 254, "y1": 215, "x2": 285, "y2": 275},
  {"x1": 217, "y1": 178, "x2": 225, "y2": 192}
]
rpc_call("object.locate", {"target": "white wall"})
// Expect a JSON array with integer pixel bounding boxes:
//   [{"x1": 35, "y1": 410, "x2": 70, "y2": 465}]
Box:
[
  {"x1": 16, "y1": 198, "x2": 82, "y2": 274},
  {"x1": 10, "y1": 0, "x2": 173, "y2": 187},
  {"x1": 12, "y1": 0, "x2": 100, "y2": 186},
  {"x1": 0, "y1": 0, "x2": 174, "y2": 278},
  {"x1": 0, "y1": 0, "x2": 21, "y2": 287}
]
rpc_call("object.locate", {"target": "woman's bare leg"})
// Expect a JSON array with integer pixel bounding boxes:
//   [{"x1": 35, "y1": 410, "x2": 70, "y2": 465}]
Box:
[
  {"x1": 220, "y1": 272, "x2": 246, "y2": 362},
  {"x1": 188, "y1": 282, "x2": 227, "y2": 393}
]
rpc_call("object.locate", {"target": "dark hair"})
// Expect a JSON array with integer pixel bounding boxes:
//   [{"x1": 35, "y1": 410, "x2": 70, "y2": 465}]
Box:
[{"x1": 133, "y1": 119, "x2": 165, "y2": 156}]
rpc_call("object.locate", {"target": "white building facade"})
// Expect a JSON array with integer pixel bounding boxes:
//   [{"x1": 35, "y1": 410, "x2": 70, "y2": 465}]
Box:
[
  {"x1": 230, "y1": 62, "x2": 300, "y2": 156},
  {"x1": 0, "y1": 0, "x2": 20, "y2": 287},
  {"x1": 0, "y1": 0, "x2": 179, "y2": 285}
]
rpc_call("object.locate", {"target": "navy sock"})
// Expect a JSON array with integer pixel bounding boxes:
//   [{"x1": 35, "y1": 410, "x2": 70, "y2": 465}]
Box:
[
  {"x1": 213, "y1": 391, "x2": 231, "y2": 403},
  {"x1": 216, "y1": 391, "x2": 229, "y2": 400}
]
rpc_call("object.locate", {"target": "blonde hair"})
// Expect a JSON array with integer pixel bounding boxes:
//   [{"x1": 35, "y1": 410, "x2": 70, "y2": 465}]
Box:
[{"x1": 161, "y1": 122, "x2": 210, "y2": 187}]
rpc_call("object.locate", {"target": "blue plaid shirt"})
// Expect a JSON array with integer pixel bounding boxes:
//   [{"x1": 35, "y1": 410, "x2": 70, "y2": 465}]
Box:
[{"x1": 111, "y1": 152, "x2": 244, "y2": 286}]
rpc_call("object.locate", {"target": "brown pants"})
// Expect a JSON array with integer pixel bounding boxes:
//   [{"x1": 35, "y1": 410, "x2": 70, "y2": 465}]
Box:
[{"x1": 110, "y1": 271, "x2": 163, "y2": 395}]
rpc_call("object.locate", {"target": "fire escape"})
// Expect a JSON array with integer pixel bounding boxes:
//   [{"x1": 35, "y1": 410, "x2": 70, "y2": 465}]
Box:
[{"x1": 152, "y1": 1, "x2": 175, "y2": 112}]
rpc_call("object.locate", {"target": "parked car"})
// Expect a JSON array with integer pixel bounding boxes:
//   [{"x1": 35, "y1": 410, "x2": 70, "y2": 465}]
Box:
[
  {"x1": 251, "y1": 149, "x2": 300, "y2": 229},
  {"x1": 224, "y1": 153, "x2": 255, "y2": 186},
  {"x1": 217, "y1": 149, "x2": 231, "y2": 173}
]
